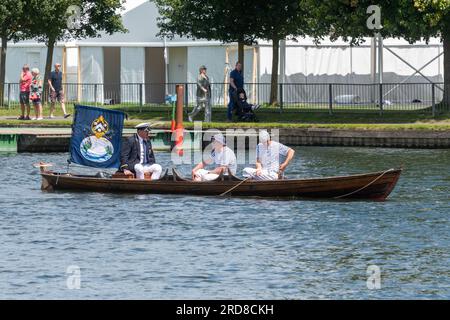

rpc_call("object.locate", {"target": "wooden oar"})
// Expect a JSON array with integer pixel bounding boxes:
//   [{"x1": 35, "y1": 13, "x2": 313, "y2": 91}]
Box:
[{"x1": 219, "y1": 177, "x2": 251, "y2": 197}]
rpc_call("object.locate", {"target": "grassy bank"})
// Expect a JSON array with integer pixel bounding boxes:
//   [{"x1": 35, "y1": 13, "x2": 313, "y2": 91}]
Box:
[{"x1": 1, "y1": 103, "x2": 449, "y2": 131}]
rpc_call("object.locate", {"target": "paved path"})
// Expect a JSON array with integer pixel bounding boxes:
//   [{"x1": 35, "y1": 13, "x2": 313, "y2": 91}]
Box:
[
  {"x1": 0, "y1": 115, "x2": 71, "y2": 120},
  {"x1": 0, "y1": 127, "x2": 72, "y2": 135}
]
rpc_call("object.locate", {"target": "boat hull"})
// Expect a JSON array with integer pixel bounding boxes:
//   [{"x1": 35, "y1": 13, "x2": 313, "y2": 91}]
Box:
[{"x1": 40, "y1": 168, "x2": 402, "y2": 200}]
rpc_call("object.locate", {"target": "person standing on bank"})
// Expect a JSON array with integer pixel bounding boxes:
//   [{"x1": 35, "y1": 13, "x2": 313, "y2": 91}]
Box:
[
  {"x1": 120, "y1": 123, "x2": 163, "y2": 180},
  {"x1": 48, "y1": 63, "x2": 70, "y2": 119},
  {"x1": 18, "y1": 64, "x2": 32, "y2": 120},
  {"x1": 227, "y1": 61, "x2": 244, "y2": 122},
  {"x1": 243, "y1": 130, "x2": 295, "y2": 180},
  {"x1": 189, "y1": 65, "x2": 211, "y2": 122},
  {"x1": 30, "y1": 68, "x2": 43, "y2": 120}
]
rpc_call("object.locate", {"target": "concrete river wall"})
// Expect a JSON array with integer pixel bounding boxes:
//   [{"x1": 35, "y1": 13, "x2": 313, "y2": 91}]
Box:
[{"x1": 0, "y1": 128, "x2": 449, "y2": 152}]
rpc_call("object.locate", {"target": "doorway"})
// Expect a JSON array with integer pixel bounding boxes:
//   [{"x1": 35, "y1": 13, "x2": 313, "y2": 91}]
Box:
[
  {"x1": 145, "y1": 47, "x2": 165, "y2": 104},
  {"x1": 103, "y1": 47, "x2": 121, "y2": 104}
]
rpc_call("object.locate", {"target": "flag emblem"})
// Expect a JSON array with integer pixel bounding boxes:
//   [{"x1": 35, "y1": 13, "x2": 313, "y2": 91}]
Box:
[{"x1": 80, "y1": 115, "x2": 114, "y2": 163}]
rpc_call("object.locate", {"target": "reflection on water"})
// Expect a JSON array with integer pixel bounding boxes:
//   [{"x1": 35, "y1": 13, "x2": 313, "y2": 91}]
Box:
[{"x1": 0, "y1": 147, "x2": 449, "y2": 299}]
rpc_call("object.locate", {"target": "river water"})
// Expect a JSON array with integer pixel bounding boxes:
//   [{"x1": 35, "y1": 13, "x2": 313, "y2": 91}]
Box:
[{"x1": 0, "y1": 147, "x2": 449, "y2": 299}]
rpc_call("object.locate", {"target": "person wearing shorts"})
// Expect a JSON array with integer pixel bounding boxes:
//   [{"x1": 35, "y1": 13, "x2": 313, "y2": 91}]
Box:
[
  {"x1": 48, "y1": 63, "x2": 70, "y2": 118},
  {"x1": 18, "y1": 64, "x2": 32, "y2": 120}
]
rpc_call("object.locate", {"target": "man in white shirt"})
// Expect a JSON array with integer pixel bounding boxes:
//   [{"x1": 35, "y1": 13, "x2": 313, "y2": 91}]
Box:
[
  {"x1": 120, "y1": 123, "x2": 163, "y2": 180},
  {"x1": 192, "y1": 133, "x2": 237, "y2": 181},
  {"x1": 243, "y1": 130, "x2": 295, "y2": 180}
]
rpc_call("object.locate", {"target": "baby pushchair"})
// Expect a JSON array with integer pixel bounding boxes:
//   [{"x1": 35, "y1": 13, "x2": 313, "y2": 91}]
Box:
[{"x1": 233, "y1": 88, "x2": 260, "y2": 122}]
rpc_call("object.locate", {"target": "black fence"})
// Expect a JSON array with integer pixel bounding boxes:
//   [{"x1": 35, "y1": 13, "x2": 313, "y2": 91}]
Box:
[{"x1": 1, "y1": 82, "x2": 448, "y2": 115}]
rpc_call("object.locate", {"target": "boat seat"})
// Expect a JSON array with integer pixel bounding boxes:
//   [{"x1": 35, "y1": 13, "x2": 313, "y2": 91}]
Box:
[{"x1": 112, "y1": 171, "x2": 152, "y2": 180}]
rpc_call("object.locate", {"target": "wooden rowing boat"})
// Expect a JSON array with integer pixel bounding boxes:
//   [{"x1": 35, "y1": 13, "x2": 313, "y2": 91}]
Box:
[{"x1": 39, "y1": 167, "x2": 402, "y2": 200}]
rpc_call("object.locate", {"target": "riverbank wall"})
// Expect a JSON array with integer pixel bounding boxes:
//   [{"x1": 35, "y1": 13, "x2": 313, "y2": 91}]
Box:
[{"x1": 1, "y1": 127, "x2": 449, "y2": 152}]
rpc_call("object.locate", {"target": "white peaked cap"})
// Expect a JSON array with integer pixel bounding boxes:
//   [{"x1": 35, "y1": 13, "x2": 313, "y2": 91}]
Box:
[{"x1": 135, "y1": 123, "x2": 150, "y2": 130}]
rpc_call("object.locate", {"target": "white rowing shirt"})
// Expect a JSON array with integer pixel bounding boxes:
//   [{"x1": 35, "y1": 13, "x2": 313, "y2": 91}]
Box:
[
  {"x1": 206, "y1": 146, "x2": 237, "y2": 174},
  {"x1": 256, "y1": 141, "x2": 290, "y2": 173}
]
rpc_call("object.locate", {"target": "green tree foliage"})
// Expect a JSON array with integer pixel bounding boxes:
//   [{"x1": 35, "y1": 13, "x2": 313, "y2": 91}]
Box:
[
  {"x1": 28, "y1": 0, "x2": 126, "y2": 102},
  {"x1": 0, "y1": 0, "x2": 29, "y2": 105}
]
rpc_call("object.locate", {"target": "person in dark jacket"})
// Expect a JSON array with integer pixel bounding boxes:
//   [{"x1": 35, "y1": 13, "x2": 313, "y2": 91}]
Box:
[
  {"x1": 120, "y1": 123, "x2": 162, "y2": 180},
  {"x1": 227, "y1": 61, "x2": 243, "y2": 121}
]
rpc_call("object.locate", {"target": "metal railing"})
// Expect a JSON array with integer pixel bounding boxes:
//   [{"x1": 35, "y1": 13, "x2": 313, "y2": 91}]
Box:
[{"x1": 1, "y1": 82, "x2": 448, "y2": 115}]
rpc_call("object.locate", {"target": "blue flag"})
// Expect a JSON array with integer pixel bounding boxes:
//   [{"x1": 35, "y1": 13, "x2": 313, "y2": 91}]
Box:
[{"x1": 70, "y1": 105, "x2": 126, "y2": 168}]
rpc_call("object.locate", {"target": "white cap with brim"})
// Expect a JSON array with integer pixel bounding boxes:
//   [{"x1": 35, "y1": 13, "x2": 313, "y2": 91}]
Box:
[
  {"x1": 135, "y1": 123, "x2": 151, "y2": 131},
  {"x1": 259, "y1": 130, "x2": 270, "y2": 143},
  {"x1": 211, "y1": 133, "x2": 225, "y2": 145}
]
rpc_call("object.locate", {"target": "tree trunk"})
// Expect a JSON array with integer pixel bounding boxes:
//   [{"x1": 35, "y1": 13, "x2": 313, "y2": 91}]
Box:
[
  {"x1": 443, "y1": 35, "x2": 450, "y2": 108},
  {"x1": 0, "y1": 36, "x2": 7, "y2": 106},
  {"x1": 238, "y1": 41, "x2": 244, "y2": 73},
  {"x1": 270, "y1": 37, "x2": 280, "y2": 105},
  {"x1": 43, "y1": 39, "x2": 55, "y2": 105}
]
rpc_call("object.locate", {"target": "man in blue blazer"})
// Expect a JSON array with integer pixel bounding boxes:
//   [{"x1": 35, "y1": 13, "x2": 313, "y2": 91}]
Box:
[{"x1": 120, "y1": 123, "x2": 162, "y2": 180}]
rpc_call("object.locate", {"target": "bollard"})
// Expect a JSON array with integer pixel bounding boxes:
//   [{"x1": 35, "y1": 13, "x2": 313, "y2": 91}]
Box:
[{"x1": 175, "y1": 84, "x2": 184, "y2": 156}]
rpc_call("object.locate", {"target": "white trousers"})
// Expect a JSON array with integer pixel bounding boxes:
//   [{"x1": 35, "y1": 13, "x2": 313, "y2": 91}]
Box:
[
  {"x1": 134, "y1": 163, "x2": 162, "y2": 180},
  {"x1": 194, "y1": 168, "x2": 219, "y2": 181},
  {"x1": 242, "y1": 167, "x2": 279, "y2": 180}
]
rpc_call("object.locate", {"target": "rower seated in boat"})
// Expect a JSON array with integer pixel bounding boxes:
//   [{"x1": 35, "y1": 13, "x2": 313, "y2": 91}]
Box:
[
  {"x1": 192, "y1": 133, "x2": 237, "y2": 181},
  {"x1": 119, "y1": 123, "x2": 162, "y2": 180},
  {"x1": 243, "y1": 130, "x2": 295, "y2": 180}
]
